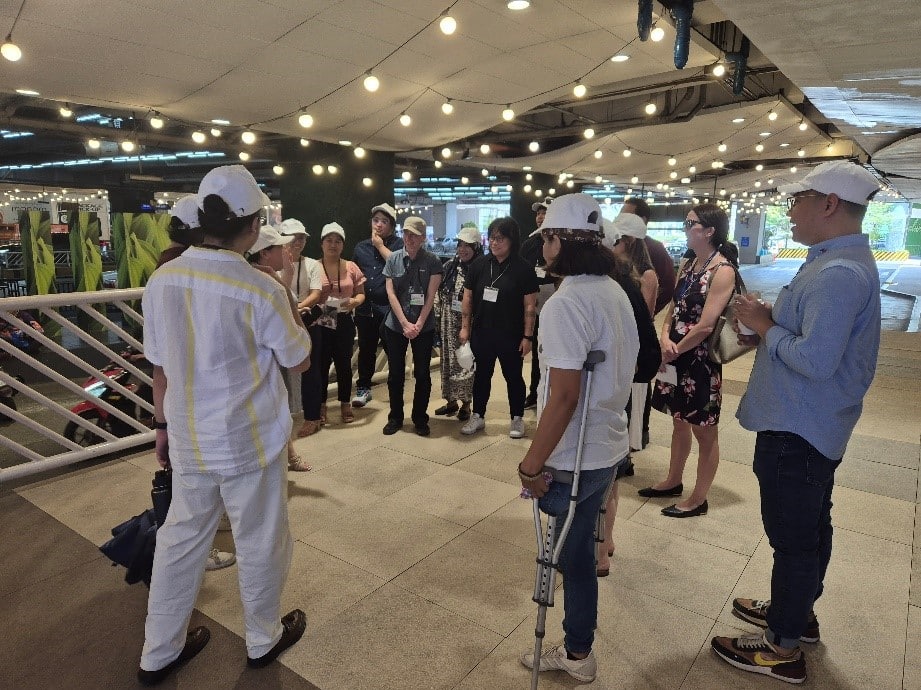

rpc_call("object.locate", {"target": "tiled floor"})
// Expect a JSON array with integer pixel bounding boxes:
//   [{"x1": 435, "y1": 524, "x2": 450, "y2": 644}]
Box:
[{"x1": 5, "y1": 329, "x2": 920, "y2": 689}]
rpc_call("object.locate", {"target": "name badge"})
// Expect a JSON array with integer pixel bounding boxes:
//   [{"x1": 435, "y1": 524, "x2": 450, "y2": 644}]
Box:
[
  {"x1": 451, "y1": 298, "x2": 463, "y2": 312},
  {"x1": 483, "y1": 287, "x2": 499, "y2": 303},
  {"x1": 535, "y1": 266, "x2": 546, "y2": 279},
  {"x1": 409, "y1": 292, "x2": 425, "y2": 306}
]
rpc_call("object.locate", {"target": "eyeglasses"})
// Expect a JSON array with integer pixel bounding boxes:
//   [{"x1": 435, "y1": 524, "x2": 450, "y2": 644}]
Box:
[
  {"x1": 683, "y1": 219, "x2": 702, "y2": 229},
  {"x1": 785, "y1": 193, "x2": 827, "y2": 211},
  {"x1": 488, "y1": 234, "x2": 510, "y2": 244},
  {"x1": 540, "y1": 229, "x2": 557, "y2": 241}
]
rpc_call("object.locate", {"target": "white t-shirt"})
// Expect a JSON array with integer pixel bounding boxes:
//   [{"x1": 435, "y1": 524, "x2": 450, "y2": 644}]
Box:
[
  {"x1": 285, "y1": 256, "x2": 322, "y2": 302},
  {"x1": 143, "y1": 246, "x2": 312, "y2": 475},
  {"x1": 537, "y1": 274, "x2": 639, "y2": 472}
]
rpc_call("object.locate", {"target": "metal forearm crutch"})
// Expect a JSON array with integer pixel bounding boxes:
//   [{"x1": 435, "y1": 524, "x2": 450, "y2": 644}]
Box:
[{"x1": 529, "y1": 350, "x2": 606, "y2": 690}]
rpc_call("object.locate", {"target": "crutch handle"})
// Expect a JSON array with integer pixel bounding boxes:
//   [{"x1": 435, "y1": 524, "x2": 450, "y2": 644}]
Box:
[{"x1": 583, "y1": 350, "x2": 605, "y2": 371}]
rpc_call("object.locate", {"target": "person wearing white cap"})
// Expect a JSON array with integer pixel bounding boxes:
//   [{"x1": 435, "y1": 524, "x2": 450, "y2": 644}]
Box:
[
  {"x1": 712, "y1": 161, "x2": 882, "y2": 684},
  {"x1": 517, "y1": 193, "x2": 638, "y2": 683},
  {"x1": 138, "y1": 165, "x2": 312, "y2": 685},
  {"x1": 434, "y1": 225, "x2": 483, "y2": 422},
  {"x1": 520, "y1": 197, "x2": 556, "y2": 410},
  {"x1": 351, "y1": 202, "x2": 404, "y2": 408},
  {"x1": 276, "y1": 219, "x2": 325, "y2": 439},
  {"x1": 309, "y1": 222, "x2": 366, "y2": 425},
  {"x1": 157, "y1": 195, "x2": 205, "y2": 267}
]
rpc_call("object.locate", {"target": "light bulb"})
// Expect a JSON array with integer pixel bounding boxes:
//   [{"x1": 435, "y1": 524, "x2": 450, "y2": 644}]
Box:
[
  {"x1": 401, "y1": 171, "x2": 412, "y2": 181},
  {"x1": 241, "y1": 130, "x2": 256, "y2": 145},
  {"x1": 507, "y1": 0, "x2": 530, "y2": 9},
  {"x1": 689, "y1": 165, "x2": 696, "y2": 173},
  {"x1": 548, "y1": 187, "x2": 555, "y2": 195},
  {"x1": 595, "y1": 176, "x2": 603, "y2": 183},
  {"x1": 798, "y1": 148, "x2": 805, "y2": 157},
  {"x1": 354, "y1": 146, "x2": 366, "y2": 158},
  {"x1": 298, "y1": 113, "x2": 314, "y2": 128},
  {"x1": 439, "y1": 15, "x2": 457, "y2": 34},
  {"x1": 273, "y1": 165, "x2": 284, "y2": 175},
  {"x1": 327, "y1": 165, "x2": 338, "y2": 174},
  {"x1": 623, "y1": 148, "x2": 632, "y2": 157},
  {"x1": 88, "y1": 138, "x2": 101, "y2": 150},
  {"x1": 756, "y1": 164, "x2": 764, "y2": 171},
  {"x1": 506, "y1": 184, "x2": 513, "y2": 191},
  {"x1": 755, "y1": 180, "x2": 762, "y2": 187},
  {"x1": 1, "y1": 36, "x2": 22, "y2": 62},
  {"x1": 481, "y1": 168, "x2": 489, "y2": 176},
  {"x1": 312, "y1": 164, "x2": 323, "y2": 175},
  {"x1": 441, "y1": 147, "x2": 452, "y2": 159},
  {"x1": 433, "y1": 160, "x2": 442, "y2": 168},
  {"x1": 755, "y1": 143, "x2": 764, "y2": 153},
  {"x1": 610, "y1": 54, "x2": 629, "y2": 62},
  {"x1": 149, "y1": 115, "x2": 164, "y2": 130},
  {"x1": 712, "y1": 63, "x2": 726, "y2": 77},
  {"x1": 591, "y1": 149, "x2": 601, "y2": 159},
  {"x1": 573, "y1": 83, "x2": 587, "y2": 98},
  {"x1": 799, "y1": 120, "x2": 808, "y2": 131},
  {"x1": 59, "y1": 105, "x2": 73, "y2": 118},
  {"x1": 645, "y1": 102, "x2": 657, "y2": 115},
  {"x1": 502, "y1": 106, "x2": 515, "y2": 121},
  {"x1": 121, "y1": 141, "x2": 136, "y2": 153},
  {"x1": 631, "y1": 175, "x2": 639, "y2": 184},
  {"x1": 566, "y1": 180, "x2": 575, "y2": 188},
  {"x1": 718, "y1": 142, "x2": 727, "y2": 152},
  {"x1": 363, "y1": 73, "x2": 379, "y2": 92},
  {"x1": 461, "y1": 176, "x2": 469, "y2": 184},
  {"x1": 768, "y1": 109, "x2": 778, "y2": 121},
  {"x1": 583, "y1": 128, "x2": 595, "y2": 139},
  {"x1": 528, "y1": 141, "x2": 540, "y2": 152},
  {"x1": 441, "y1": 100, "x2": 454, "y2": 115},
  {"x1": 399, "y1": 112, "x2": 411, "y2": 126},
  {"x1": 238, "y1": 151, "x2": 250, "y2": 161},
  {"x1": 650, "y1": 26, "x2": 665, "y2": 42},
  {"x1": 535, "y1": 190, "x2": 543, "y2": 197},
  {"x1": 363, "y1": 177, "x2": 373, "y2": 187},
  {"x1": 670, "y1": 171, "x2": 678, "y2": 179},
  {"x1": 191, "y1": 131, "x2": 206, "y2": 144},
  {"x1": 524, "y1": 184, "x2": 532, "y2": 192},
  {"x1": 479, "y1": 143, "x2": 490, "y2": 155},
  {"x1": 668, "y1": 156, "x2": 677, "y2": 166},
  {"x1": 299, "y1": 138, "x2": 310, "y2": 147},
  {"x1": 210, "y1": 128, "x2": 222, "y2": 137}
]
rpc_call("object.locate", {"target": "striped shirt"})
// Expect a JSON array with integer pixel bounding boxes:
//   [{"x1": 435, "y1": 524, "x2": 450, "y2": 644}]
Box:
[{"x1": 143, "y1": 246, "x2": 312, "y2": 474}]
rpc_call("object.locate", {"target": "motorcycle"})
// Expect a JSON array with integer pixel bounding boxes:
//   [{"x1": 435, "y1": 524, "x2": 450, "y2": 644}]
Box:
[{"x1": 64, "y1": 348, "x2": 153, "y2": 446}]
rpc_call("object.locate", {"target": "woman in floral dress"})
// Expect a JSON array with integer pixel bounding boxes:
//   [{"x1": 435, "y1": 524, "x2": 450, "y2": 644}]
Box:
[
  {"x1": 434, "y1": 227, "x2": 483, "y2": 422},
  {"x1": 643, "y1": 204, "x2": 737, "y2": 518}
]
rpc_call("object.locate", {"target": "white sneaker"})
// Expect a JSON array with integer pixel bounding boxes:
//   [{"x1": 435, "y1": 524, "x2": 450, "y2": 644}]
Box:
[
  {"x1": 509, "y1": 416, "x2": 525, "y2": 439},
  {"x1": 351, "y1": 388, "x2": 372, "y2": 407},
  {"x1": 217, "y1": 513, "x2": 232, "y2": 532},
  {"x1": 205, "y1": 547, "x2": 236, "y2": 571},
  {"x1": 460, "y1": 413, "x2": 485, "y2": 435},
  {"x1": 519, "y1": 644, "x2": 597, "y2": 682}
]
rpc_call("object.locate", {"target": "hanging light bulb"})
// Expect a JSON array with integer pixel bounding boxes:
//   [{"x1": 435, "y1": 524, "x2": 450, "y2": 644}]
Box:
[
  {"x1": 399, "y1": 112, "x2": 412, "y2": 126},
  {"x1": 594, "y1": 149, "x2": 603, "y2": 159},
  {"x1": 273, "y1": 165, "x2": 284, "y2": 175},
  {"x1": 461, "y1": 176, "x2": 470, "y2": 184},
  {"x1": 238, "y1": 151, "x2": 250, "y2": 161},
  {"x1": 650, "y1": 25, "x2": 665, "y2": 42},
  {"x1": 644, "y1": 102, "x2": 657, "y2": 115},
  {"x1": 768, "y1": 109, "x2": 778, "y2": 121},
  {"x1": 241, "y1": 130, "x2": 256, "y2": 145},
  {"x1": 718, "y1": 141, "x2": 727, "y2": 153},
  {"x1": 799, "y1": 119, "x2": 808, "y2": 131},
  {"x1": 528, "y1": 141, "x2": 540, "y2": 152},
  {"x1": 790, "y1": 166, "x2": 797, "y2": 173},
  {"x1": 327, "y1": 165, "x2": 338, "y2": 174},
  {"x1": 121, "y1": 140, "x2": 136, "y2": 153},
  {"x1": 507, "y1": 0, "x2": 530, "y2": 9},
  {"x1": 688, "y1": 165, "x2": 696, "y2": 173},
  {"x1": 149, "y1": 114, "x2": 164, "y2": 130},
  {"x1": 712, "y1": 63, "x2": 726, "y2": 77},
  {"x1": 798, "y1": 148, "x2": 805, "y2": 157},
  {"x1": 630, "y1": 175, "x2": 639, "y2": 184},
  {"x1": 59, "y1": 104, "x2": 73, "y2": 118},
  {"x1": 362, "y1": 177, "x2": 373, "y2": 187},
  {"x1": 300, "y1": 138, "x2": 310, "y2": 147},
  {"x1": 755, "y1": 143, "x2": 765, "y2": 153},
  {"x1": 87, "y1": 138, "x2": 101, "y2": 150},
  {"x1": 479, "y1": 143, "x2": 491, "y2": 155},
  {"x1": 524, "y1": 184, "x2": 532, "y2": 192},
  {"x1": 756, "y1": 164, "x2": 764, "y2": 171},
  {"x1": 191, "y1": 131, "x2": 206, "y2": 144},
  {"x1": 573, "y1": 83, "x2": 587, "y2": 98},
  {"x1": 354, "y1": 146, "x2": 366, "y2": 158},
  {"x1": 363, "y1": 72, "x2": 380, "y2": 92},
  {"x1": 441, "y1": 147, "x2": 452, "y2": 159},
  {"x1": 401, "y1": 170, "x2": 412, "y2": 181},
  {"x1": 433, "y1": 160, "x2": 443, "y2": 168},
  {"x1": 1, "y1": 34, "x2": 22, "y2": 62},
  {"x1": 669, "y1": 171, "x2": 678, "y2": 179},
  {"x1": 439, "y1": 14, "x2": 457, "y2": 35},
  {"x1": 297, "y1": 112, "x2": 314, "y2": 128},
  {"x1": 595, "y1": 175, "x2": 603, "y2": 183},
  {"x1": 210, "y1": 128, "x2": 222, "y2": 137},
  {"x1": 481, "y1": 168, "x2": 489, "y2": 176},
  {"x1": 312, "y1": 164, "x2": 324, "y2": 175},
  {"x1": 502, "y1": 105, "x2": 515, "y2": 121},
  {"x1": 668, "y1": 155, "x2": 677, "y2": 166},
  {"x1": 583, "y1": 127, "x2": 595, "y2": 139},
  {"x1": 525, "y1": 173, "x2": 533, "y2": 181},
  {"x1": 441, "y1": 99, "x2": 454, "y2": 115}
]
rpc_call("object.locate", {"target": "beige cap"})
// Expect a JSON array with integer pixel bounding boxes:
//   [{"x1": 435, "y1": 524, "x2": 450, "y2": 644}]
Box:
[{"x1": 402, "y1": 216, "x2": 426, "y2": 236}]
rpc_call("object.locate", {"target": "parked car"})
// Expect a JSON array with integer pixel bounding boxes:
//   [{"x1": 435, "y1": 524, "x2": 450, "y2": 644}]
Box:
[{"x1": 665, "y1": 243, "x2": 687, "y2": 264}]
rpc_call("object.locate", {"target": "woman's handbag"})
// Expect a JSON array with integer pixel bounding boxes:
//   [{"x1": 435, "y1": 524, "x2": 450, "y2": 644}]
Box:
[{"x1": 707, "y1": 268, "x2": 756, "y2": 364}]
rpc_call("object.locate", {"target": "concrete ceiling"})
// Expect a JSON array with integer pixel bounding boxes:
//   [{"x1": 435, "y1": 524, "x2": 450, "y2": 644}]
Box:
[{"x1": 0, "y1": 0, "x2": 917, "y2": 202}]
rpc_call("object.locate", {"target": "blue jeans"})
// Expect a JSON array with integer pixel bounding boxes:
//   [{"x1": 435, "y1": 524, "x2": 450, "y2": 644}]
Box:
[
  {"x1": 538, "y1": 465, "x2": 615, "y2": 654},
  {"x1": 753, "y1": 431, "x2": 841, "y2": 648}
]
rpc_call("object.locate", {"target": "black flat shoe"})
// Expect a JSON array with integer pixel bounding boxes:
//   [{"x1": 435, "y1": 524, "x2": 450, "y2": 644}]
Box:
[
  {"x1": 661, "y1": 500, "x2": 708, "y2": 518},
  {"x1": 247, "y1": 609, "x2": 307, "y2": 668},
  {"x1": 382, "y1": 420, "x2": 402, "y2": 435},
  {"x1": 138, "y1": 626, "x2": 211, "y2": 686},
  {"x1": 637, "y1": 483, "x2": 683, "y2": 498},
  {"x1": 434, "y1": 403, "x2": 459, "y2": 416},
  {"x1": 414, "y1": 423, "x2": 431, "y2": 437},
  {"x1": 457, "y1": 406, "x2": 471, "y2": 421}
]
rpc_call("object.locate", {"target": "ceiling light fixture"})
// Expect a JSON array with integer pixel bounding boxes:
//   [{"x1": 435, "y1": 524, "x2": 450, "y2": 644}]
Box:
[
  {"x1": 401, "y1": 171, "x2": 412, "y2": 181},
  {"x1": 211, "y1": 119, "x2": 231, "y2": 126},
  {"x1": 363, "y1": 177, "x2": 373, "y2": 187},
  {"x1": 718, "y1": 141, "x2": 727, "y2": 152},
  {"x1": 59, "y1": 104, "x2": 73, "y2": 118},
  {"x1": 300, "y1": 138, "x2": 310, "y2": 147},
  {"x1": 525, "y1": 173, "x2": 533, "y2": 180},
  {"x1": 502, "y1": 105, "x2": 515, "y2": 121},
  {"x1": 732, "y1": 117, "x2": 745, "y2": 124},
  {"x1": 241, "y1": 130, "x2": 256, "y2": 145},
  {"x1": 482, "y1": 168, "x2": 489, "y2": 176},
  {"x1": 688, "y1": 165, "x2": 696, "y2": 173},
  {"x1": 87, "y1": 138, "x2": 101, "y2": 150},
  {"x1": 507, "y1": 0, "x2": 530, "y2": 9},
  {"x1": 399, "y1": 112, "x2": 411, "y2": 126},
  {"x1": 273, "y1": 165, "x2": 284, "y2": 175},
  {"x1": 799, "y1": 119, "x2": 808, "y2": 131},
  {"x1": 121, "y1": 141, "x2": 136, "y2": 153},
  {"x1": 755, "y1": 143, "x2": 764, "y2": 153},
  {"x1": 712, "y1": 63, "x2": 726, "y2": 77},
  {"x1": 363, "y1": 72, "x2": 379, "y2": 93},
  {"x1": 630, "y1": 175, "x2": 639, "y2": 184},
  {"x1": 645, "y1": 101, "x2": 657, "y2": 115},
  {"x1": 573, "y1": 82, "x2": 587, "y2": 98},
  {"x1": 610, "y1": 53, "x2": 629, "y2": 62},
  {"x1": 668, "y1": 155, "x2": 677, "y2": 166},
  {"x1": 327, "y1": 165, "x2": 338, "y2": 174},
  {"x1": 756, "y1": 164, "x2": 764, "y2": 171},
  {"x1": 461, "y1": 176, "x2": 470, "y2": 184},
  {"x1": 1, "y1": 34, "x2": 21, "y2": 62},
  {"x1": 439, "y1": 14, "x2": 457, "y2": 35},
  {"x1": 798, "y1": 148, "x2": 805, "y2": 157},
  {"x1": 528, "y1": 141, "x2": 540, "y2": 152},
  {"x1": 650, "y1": 25, "x2": 665, "y2": 42},
  {"x1": 433, "y1": 160, "x2": 442, "y2": 168},
  {"x1": 594, "y1": 149, "x2": 603, "y2": 159},
  {"x1": 354, "y1": 146, "x2": 366, "y2": 158},
  {"x1": 441, "y1": 99, "x2": 454, "y2": 115},
  {"x1": 149, "y1": 113, "x2": 164, "y2": 129},
  {"x1": 298, "y1": 112, "x2": 314, "y2": 128},
  {"x1": 583, "y1": 127, "x2": 595, "y2": 139},
  {"x1": 15, "y1": 88, "x2": 38, "y2": 96},
  {"x1": 441, "y1": 147, "x2": 452, "y2": 159},
  {"x1": 210, "y1": 128, "x2": 222, "y2": 137},
  {"x1": 191, "y1": 131, "x2": 206, "y2": 144},
  {"x1": 623, "y1": 148, "x2": 631, "y2": 157},
  {"x1": 768, "y1": 109, "x2": 778, "y2": 121},
  {"x1": 479, "y1": 143, "x2": 490, "y2": 155},
  {"x1": 312, "y1": 164, "x2": 323, "y2": 175},
  {"x1": 238, "y1": 151, "x2": 250, "y2": 161}
]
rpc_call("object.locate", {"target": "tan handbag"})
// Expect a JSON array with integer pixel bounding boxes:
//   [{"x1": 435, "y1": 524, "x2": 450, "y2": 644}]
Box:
[{"x1": 707, "y1": 267, "x2": 755, "y2": 364}]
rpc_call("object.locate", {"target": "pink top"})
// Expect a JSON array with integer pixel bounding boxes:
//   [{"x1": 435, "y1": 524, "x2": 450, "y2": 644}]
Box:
[{"x1": 318, "y1": 259, "x2": 366, "y2": 302}]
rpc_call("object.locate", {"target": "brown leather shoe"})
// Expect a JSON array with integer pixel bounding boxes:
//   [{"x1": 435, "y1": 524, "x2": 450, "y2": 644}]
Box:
[
  {"x1": 340, "y1": 403, "x2": 355, "y2": 423},
  {"x1": 247, "y1": 609, "x2": 307, "y2": 668},
  {"x1": 297, "y1": 419, "x2": 321, "y2": 438},
  {"x1": 137, "y1": 626, "x2": 210, "y2": 686}
]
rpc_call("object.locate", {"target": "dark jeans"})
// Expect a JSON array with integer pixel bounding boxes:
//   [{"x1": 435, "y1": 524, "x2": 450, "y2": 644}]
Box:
[
  {"x1": 753, "y1": 431, "x2": 841, "y2": 648},
  {"x1": 538, "y1": 466, "x2": 615, "y2": 654},
  {"x1": 471, "y1": 327, "x2": 526, "y2": 418},
  {"x1": 528, "y1": 314, "x2": 541, "y2": 398},
  {"x1": 355, "y1": 311, "x2": 386, "y2": 389},
  {"x1": 312, "y1": 315, "x2": 356, "y2": 405},
  {"x1": 382, "y1": 326, "x2": 434, "y2": 426},
  {"x1": 300, "y1": 324, "x2": 324, "y2": 421}
]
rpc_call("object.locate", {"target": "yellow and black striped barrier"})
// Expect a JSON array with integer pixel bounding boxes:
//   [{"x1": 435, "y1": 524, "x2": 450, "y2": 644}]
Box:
[{"x1": 775, "y1": 248, "x2": 909, "y2": 261}]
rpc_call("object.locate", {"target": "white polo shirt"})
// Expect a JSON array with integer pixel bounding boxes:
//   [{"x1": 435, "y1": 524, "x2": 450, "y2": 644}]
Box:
[
  {"x1": 537, "y1": 274, "x2": 638, "y2": 472},
  {"x1": 286, "y1": 256, "x2": 322, "y2": 302},
  {"x1": 143, "y1": 246, "x2": 312, "y2": 475}
]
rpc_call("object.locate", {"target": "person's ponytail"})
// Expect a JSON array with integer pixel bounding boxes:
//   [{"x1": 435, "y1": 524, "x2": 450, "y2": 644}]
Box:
[{"x1": 197, "y1": 193, "x2": 257, "y2": 243}]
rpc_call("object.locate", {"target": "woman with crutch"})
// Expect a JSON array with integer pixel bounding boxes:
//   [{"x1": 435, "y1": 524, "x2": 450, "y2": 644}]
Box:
[{"x1": 517, "y1": 194, "x2": 639, "y2": 684}]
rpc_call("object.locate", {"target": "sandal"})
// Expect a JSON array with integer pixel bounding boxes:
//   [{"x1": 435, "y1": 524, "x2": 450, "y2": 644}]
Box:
[
  {"x1": 288, "y1": 454, "x2": 312, "y2": 472},
  {"x1": 319, "y1": 404, "x2": 327, "y2": 426},
  {"x1": 457, "y1": 403, "x2": 471, "y2": 421},
  {"x1": 297, "y1": 419, "x2": 321, "y2": 438},
  {"x1": 434, "y1": 402, "x2": 459, "y2": 416},
  {"x1": 340, "y1": 402, "x2": 355, "y2": 424}
]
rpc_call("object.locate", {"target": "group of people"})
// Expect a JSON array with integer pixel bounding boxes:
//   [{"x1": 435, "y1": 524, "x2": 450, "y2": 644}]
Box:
[{"x1": 138, "y1": 160, "x2": 882, "y2": 688}]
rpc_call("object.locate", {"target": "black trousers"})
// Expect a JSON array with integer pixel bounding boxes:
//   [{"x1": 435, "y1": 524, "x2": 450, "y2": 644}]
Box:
[
  {"x1": 528, "y1": 314, "x2": 541, "y2": 398},
  {"x1": 471, "y1": 327, "x2": 526, "y2": 418},
  {"x1": 382, "y1": 326, "x2": 434, "y2": 426},
  {"x1": 354, "y1": 310, "x2": 386, "y2": 389},
  {"x1": 304, "y1": 315, "x2": 356, "y2": 407},
  {"x1": 300, "y1": 324, "x2": 324, "y2": 421}
]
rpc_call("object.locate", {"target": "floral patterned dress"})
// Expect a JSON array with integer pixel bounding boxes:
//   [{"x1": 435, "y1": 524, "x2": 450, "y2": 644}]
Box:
[
  {"x1": 651, "y1": 262, "x2": 732, "y2": 426},
  {"x1": 436, "y1": 257, "x2": 475, "y2": 403}
]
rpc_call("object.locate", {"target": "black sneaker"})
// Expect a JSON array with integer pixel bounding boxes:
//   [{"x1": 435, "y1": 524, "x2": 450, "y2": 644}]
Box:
[
  {"x1": 523, "y1": 393, "x2": 538, "y2": 410},
  {"x1": 138, "y1": 626, "x2": 211, "y2": 686},
  {"x1": 414, "y1": 423, "x2": 431, "y2": 437},
  {"x1": 247, "y1": 609, "x2": 307, "y2": 668},
  {"x1": 382, "y1": 420, "x2": 402, "y2": 435},
  {"x1": 731, "y1": 598, "x2": 820, "y2": 643},
  {"x1": 711, "y1": 633, "x2": 806, "y2": 684}
]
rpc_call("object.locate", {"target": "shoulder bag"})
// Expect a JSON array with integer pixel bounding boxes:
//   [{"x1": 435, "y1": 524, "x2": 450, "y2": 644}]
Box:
[{"x1": 706, "y1": 265, "x2": 755, "y2": 364}]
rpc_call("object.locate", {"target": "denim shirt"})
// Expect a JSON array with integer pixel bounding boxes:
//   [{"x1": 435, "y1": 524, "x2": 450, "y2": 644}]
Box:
[
  {"x1": 736, "y1": 233, "x2": 881, "y2": 460},
  {"x1": 353, "y1": 233, "x2": 404, "y2": 317}
]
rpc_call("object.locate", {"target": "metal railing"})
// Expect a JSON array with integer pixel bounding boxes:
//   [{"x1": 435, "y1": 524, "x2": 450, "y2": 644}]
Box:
[{"x1": 0, "y1": 288, "x2": 154, "y2": 482}]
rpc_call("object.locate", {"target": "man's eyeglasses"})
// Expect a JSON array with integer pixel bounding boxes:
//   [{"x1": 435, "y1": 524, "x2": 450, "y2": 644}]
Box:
[
  {"x1": 683, "y1": 219, "x2": 701, "y2": 229},
  {"x1": 785, "y1": 193, "x2": 827, "y2": 211}
]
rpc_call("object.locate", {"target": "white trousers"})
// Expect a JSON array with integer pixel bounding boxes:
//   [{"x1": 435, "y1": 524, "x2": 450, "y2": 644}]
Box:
[
  {"x1": 140, "y1": 454, "x2": 293, "y2": 671},
  {"x1": 628, "y1": 382, "x2": 646, "y2": 451}
]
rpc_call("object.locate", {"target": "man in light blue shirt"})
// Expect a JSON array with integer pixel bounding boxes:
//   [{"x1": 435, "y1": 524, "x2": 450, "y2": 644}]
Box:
[{"x1": 711, "y1": 161, "x2": 881, "y2": 685}]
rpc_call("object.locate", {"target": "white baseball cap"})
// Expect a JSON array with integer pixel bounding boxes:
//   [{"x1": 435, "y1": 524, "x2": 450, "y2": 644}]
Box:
[
  {"x1": 778, "y1": 160, "x2": 880, "y2": 206},
  {"x1": 370, "y1": 203, "x2": 396, "y2": 222},
  {"x1": 198, "y1": 165, "x2": 267, "y2": 217},
  {"x1": 531, "y1": 197, "x2": 554, "y2": 213},
  {"x1": 611, "y1": 212, "x2": 647, "y2": 239},
  {"x1": 170, "y1": 195, "x2": 200, "y2": 228},
  {"x1": 248, "y1": 225, "x2": 293, "y2": 255},
  {"x1": 539, "y1": 193, "x2": 602, "y2": 231},
  {"x1": 278, "y1": 218, "x2": 308, "y2": 237},
  {"x1": 457, "y1": 226, "x2": 481, "y2": 245},
  {"x1": 321, "y1": 222, "x2": 345, "y2": 240}
]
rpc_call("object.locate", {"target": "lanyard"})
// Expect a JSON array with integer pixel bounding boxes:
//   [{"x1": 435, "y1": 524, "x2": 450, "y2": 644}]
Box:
[
  {"x1": 488, "y1": 258, "x2": 509, "y2": 288},
  {"x1": 295, "y1": 259, "x2": 302, "y2": 295},
  {"x1": 322, "y1": 259, "x2": 341, "y2": 295},
  {"x1": 677, "y1": 249, "x2": 718, "y2": 301}
]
